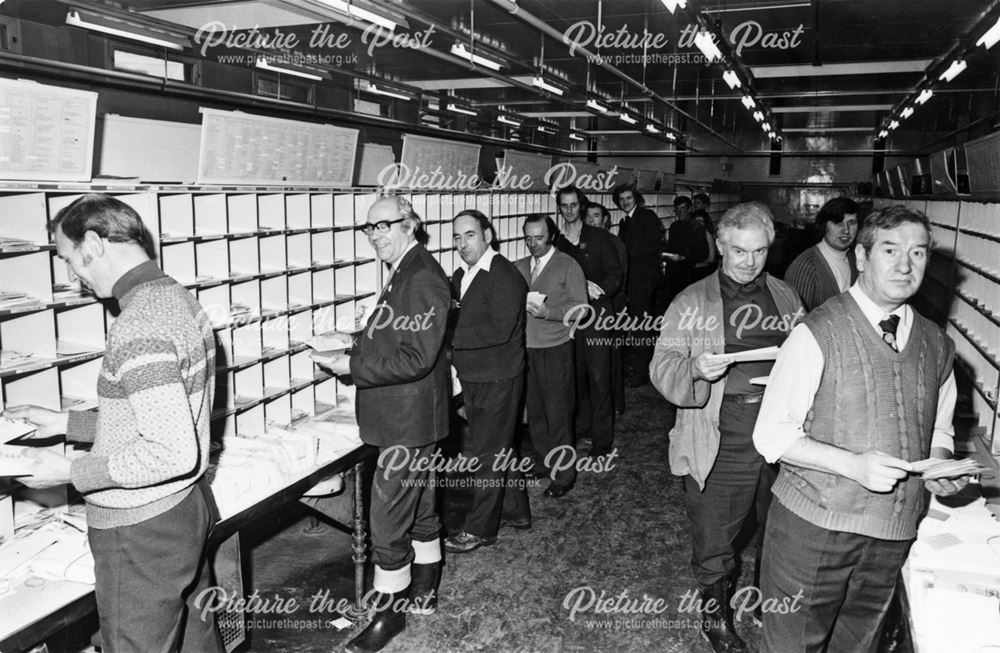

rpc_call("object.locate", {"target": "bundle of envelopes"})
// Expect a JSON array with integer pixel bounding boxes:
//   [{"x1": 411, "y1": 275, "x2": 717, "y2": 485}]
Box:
[{"x1": 910, "y1": 457, "x2": 992, "y2": 480}]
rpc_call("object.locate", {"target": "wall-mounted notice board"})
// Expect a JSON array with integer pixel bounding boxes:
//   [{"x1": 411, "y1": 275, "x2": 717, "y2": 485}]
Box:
[
  {"x1": 198, "y1": 108, "x2": 359, "y2": 186},
  {"x1": 99, "y1": 114, "x2": 200, "y2": 183},
  {"x1": 399, "y1": 134, "x2": 481, "y2": 187},
  {"x1": 500, "y1": 150, "x2": 553, "y2": 191},
  {"x1": 355, "y1": 143, "x2": 396, "y2": 187},
  {"x1": 0, "y1": 77, "x2": 97, "y2": 182}
]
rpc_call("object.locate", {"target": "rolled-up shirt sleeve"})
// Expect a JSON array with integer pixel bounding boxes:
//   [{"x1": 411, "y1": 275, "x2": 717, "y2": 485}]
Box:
[
  {"x1": 931, "y1": 370, "x2": 956, "y2": 453},
  {"x1": 753, "y1": 323, "x2": 824, "y2": 463}
]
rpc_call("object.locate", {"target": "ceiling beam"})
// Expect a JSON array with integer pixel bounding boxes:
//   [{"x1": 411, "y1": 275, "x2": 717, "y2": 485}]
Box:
[
  {"x1": 408, "y1": 78, "x2": 514, "y2": 90},
  {"x1": 752, "y1": 60, "x2": 933, "y2": 78},
  {"x1": 772, "y1": 105, "x2": 892, "y2": 113}
]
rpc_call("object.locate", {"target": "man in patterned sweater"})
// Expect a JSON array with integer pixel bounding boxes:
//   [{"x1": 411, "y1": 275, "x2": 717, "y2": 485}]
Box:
[
  {"x1": 754, "y1": 206, "x2": 968, "y2": 652},
  {"x1": 8, "y1": 194, "x2": 223, "y2": 652}
]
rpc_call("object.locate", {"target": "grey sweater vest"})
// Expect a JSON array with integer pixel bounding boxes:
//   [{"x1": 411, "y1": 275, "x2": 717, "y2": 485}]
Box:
[{"x1": 770, "y1": 292, "x2": 955, "y2": 540}]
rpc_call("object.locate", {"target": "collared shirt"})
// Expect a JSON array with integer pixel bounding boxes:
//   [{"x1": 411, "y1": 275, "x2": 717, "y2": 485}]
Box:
[
  {"x1": 384, "y1": 240, "x2": 418, "y2": 291},
  {"x1": 719, "y1": 270, "x2": 785, "y2": 396},
  {"x1": 817, "y1": 239, "x2": 852, "y2": 292},
  {"x1": 753, "y1": 283, "x2": 956, "y2": 463},
  {"x1": 530, "y1": 246, "x2": 556, "y2": 282},
  {"x1": 112, "y1": 260, "x2": 166, "y2": 302},
  {"x1": 458, "y1": 246, "x2": 497, "y2": 299}
]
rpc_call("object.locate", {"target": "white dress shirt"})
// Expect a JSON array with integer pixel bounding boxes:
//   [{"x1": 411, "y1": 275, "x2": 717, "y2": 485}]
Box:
[
  {"x1": 458, "y1": 246, "x2": 497, "y2": 299},
  {"x1": 753, "y1": 283, "x2": 957, "y2": 463},
  {"x1": 816, "y1": 239, "x2": 852, "y2": 292},
  {"x1": 530, "y1": 246, "x2": 556, "y2": 282}
]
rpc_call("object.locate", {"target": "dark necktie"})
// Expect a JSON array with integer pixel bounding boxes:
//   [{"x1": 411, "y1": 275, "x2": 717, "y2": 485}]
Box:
[{"x1": 879, "y1": 314, "x2": 900, "y2": 352}]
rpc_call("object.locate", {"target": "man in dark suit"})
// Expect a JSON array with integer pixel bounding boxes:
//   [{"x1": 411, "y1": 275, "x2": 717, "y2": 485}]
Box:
[
  {"x1": 586, "y1": 202, "x2": 628, "y2": 415},
  {"x1": 317, "y1": 196, "x2": 450, "y2": 653},
  {"x1": 555, "y1": 185, "x2": 623, "y2": 459},
  {"x1": 613, "y1": 183, "x2": 664, "y2": 387},
  {"x1": 444, "y1": 209, "x2": 531, "y2": 553}
]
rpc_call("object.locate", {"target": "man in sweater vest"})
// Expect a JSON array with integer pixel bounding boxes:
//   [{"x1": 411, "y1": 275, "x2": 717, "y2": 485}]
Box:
[
  {"x1": 753, "y1": 206, "x2": 968, "y2": 653},
  {"x1": 514, "y1": 214, "x2": 588, "y2": 498},
  {"x1": 783, "y1": 197, "x2": 860, "y2": 311},
  {"x1": 8, "y1": 194, "x2": 223, "y2": 652},
  {"x1": 444, "y1": 210, "x2": 531, "y2": 554},
  {"x1": 318, "y1": 196, "x2": 451, "y2": 653},
  {"x1": 650, "y1": 202, "x2": 803, "y2": 653}
]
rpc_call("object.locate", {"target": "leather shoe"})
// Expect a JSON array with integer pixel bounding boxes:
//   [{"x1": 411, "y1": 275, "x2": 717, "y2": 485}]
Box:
[
  {"x1": 587, "y1": 446, "x2": 612, "y2": 458},
  {"x1": 443, "y1": 530, "x2": 496, "y2": 554},
  {"x1": 522, "y1": 466, "x2": 550, "y2": 480},
  {"x1": 498, "y1": 517, "x2": 532, "y2": 531},
  {"x1": 543, "y1": 483, "x2": 570, "y2": 498}
]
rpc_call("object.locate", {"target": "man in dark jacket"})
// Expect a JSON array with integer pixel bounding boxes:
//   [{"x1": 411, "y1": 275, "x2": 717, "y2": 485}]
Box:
[
  {"x1": 444, "y1": 209, "x2": 531, "y2": 553},
  {"x1": 317, "y1": 195, "x2": 450, "y2": 653}
]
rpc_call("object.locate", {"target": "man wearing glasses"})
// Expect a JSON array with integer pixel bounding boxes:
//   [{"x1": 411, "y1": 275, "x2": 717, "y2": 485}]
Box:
[{"x1": 318, "y1": 196, "x2": 451, "y2": 653}]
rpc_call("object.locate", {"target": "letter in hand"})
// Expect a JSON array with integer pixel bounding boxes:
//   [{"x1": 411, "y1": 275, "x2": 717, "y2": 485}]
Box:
[
  {"x1": 853, "y1": 451, "x2": 912, "y2": 493},
  {"x1": 586, "y1": 281, "x2": 605, "y2": 301},
  {"x1": 315, "y1": 353, "x2": 351, "y2": 376},
  {"x1": 692, "y1": 352, "x2": 731, "y2": 382},
  {"x1": 922, "y1": 448, "x2": 971, "y2": 497},
  {"x1": 19, "y1": 448, "x2": 72, "y2": 489},
  {"x1": 1, "y1": 405, "x2": 69, "y2": 439}
]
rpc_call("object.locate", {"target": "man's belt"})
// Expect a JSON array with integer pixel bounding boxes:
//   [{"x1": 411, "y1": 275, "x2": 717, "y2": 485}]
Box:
[{"x1": 723, "y1": 392, "x2": 764, "y2": 404}]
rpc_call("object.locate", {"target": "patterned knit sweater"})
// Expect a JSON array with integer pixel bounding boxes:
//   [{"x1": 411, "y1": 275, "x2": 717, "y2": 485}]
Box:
[
  {"x1": 67, "y1": 263, "x2": 216, "y2": 529},
  {"x1": 770, "y1": 292, "x2": 954, "y2": 540}
]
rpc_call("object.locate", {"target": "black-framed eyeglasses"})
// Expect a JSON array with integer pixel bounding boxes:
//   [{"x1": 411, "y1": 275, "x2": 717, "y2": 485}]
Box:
[{"x1": 361, "y1": 218, "x2": 405, "y2": 236}]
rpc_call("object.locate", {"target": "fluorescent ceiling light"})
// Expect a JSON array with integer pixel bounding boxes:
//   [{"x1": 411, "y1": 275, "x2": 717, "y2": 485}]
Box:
[
  {"x1": 977, "y1": 16, "x2": 1000, "y2": 49},
  {"x1": 645, "y1": 124, "x2": 661, "y2": 133},
  {"x1": 878, "y1": 130, "x2": 889, "y2": 139},
  {"x1": 256, "y1": 56, "x2": 324, "y2": 81},
  {"x1": 360, "y1": 81, "x2": 412, "y2": 101},
  {"x1": 66, "y1": 9, "x2": 187, "y2": 51},
  {"x1": 916, "y1": 89, "x2": 934, "y2": 104},
  {"x1": 665, "y1": 132, "x2": 677, "y2": 141},
  {"x1": 901, "y1": 106, "x2": 914, "y2": 119},
  {"x1": 498, "y1": 115, "x2": 521, "y2": 127},
  {"x1": 741, "y1": 95, "x2": 756, "y2": 109},
  {"x1": 569, "y1": 132, "x2": 585, "y2": 141},
  {"x1": 768, "y1": 131, "x2": 776, "y2": 139},
  {"x1": 536, "y1": 124, "x2": 556, "y2": 134},
  {"x1": 451, "y1": 43, "x2": 503, "y2": 71},
  {"x1": 619, "y1": 112, "x2": 638, "y2": 125},
  {"x1": 660, "y1": 0, "x2": 688, "y2": 14},
  {"x1": 938, "y1": 59, "x2": 967, "y2": 82},
  {"x1": 722, "y1": 69, "x2": 742, "y2": 89},
  {"x1": 314, "y1": 0, "x2": 397, "y2": 31},
  {"x1": 587, "y1": 99, "x2": 611, "y2": 114},
  {"x1": 694, "y1": 30, "x2": 723, "y2": 63},
  {"x1": 762, "y1": 122, "x2": 771, "y2": 131},
  {"x1": 447, "y1": 103, "x2": 477, "y2": 116},
  {"x1": 753, "y1": 110, "x2": 764, "y2": 122},
  {"x1": 889, "y1": 120, "x2": 900, "y2": 130},
  {"x1": 531, "y1": 76, "x2": 565, "y2": 96}
]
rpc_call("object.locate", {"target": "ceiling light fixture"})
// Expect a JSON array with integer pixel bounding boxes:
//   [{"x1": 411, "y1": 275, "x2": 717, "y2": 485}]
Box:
[
  {"x1": 498, "y1": 115, "x2": 522, "y2": 127},
  {"x1": 878, "y1": 130, "x2": 889, "y2": 139},
  {"x1": 256, "y1": 56, "x2": 325, "y2": 80},
  {"x1": 536, "y1": 124, "x2": 556, "y2": 134},
  {"x1": 531, "y1": 75, "x2": 565, "y2": 96},
  {"x1": 900, "y1": 106, "x2": 914, "y2": 119},
  {"x1": 447, "y1": 103, "x2": 477, "y2": 117},
  {"x1": 753, "y1": 110, "x2": 764, "y2": 122},
  {"x1": 741, "y1": 95, "x2": 756, "y2": 109},
  {"x1": 587, "y1": 99, "x2": 612, "y2": 114},
  {"x1": 66, "y1": 9, "x2": 188, "y2": 50},
  {"x1": 314, "y1": 0, "x2": 398, "y2": 31},
  {"x1": 645, "y1": 124, "x2": 661, "y2": 133},
  {"x1": 915, "y1": 89, "x2": 934, "y2": 104},
  {"x1": 693, "y1": 30, "x2": 723, "y2": 63},
  {"x1": 889, "y1": 120, "x2": 900, "y2": 130},
  {"x1": 451, "y1": 43, "x2": 503, "y2": 71},
  {"x1": 938, "y1": 58, "x2": 967, "y2": 82},
  {"x1": 722, "y1": 69, "x2": 742, "y2": 89},
  {"x1": 665, "y1": 132, "x2": 677, "y2": 141},
  {"x1": 569, "y1": 132, "x2": 585, "y2": 141},
  {"x1": 619, "y1": 112, "x2": 638, "y2": 125},
  {"x1": 762, "y1": 122, "x2": 771, "y2": 131},
  {"x1": 359, "y1": 81, "x2": 412, "y2": 101},
  {"x1": 976, "y1": 16, "x2": 1000, "y2": 49},
  {"x1": 660, "y1": 0, "x2": 688, "y2": 14}
]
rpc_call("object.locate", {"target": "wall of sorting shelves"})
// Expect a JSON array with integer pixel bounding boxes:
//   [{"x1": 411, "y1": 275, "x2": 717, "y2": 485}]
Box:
[{"x1": 872, "y1": 196, "x2": 1000, "y2": 456}]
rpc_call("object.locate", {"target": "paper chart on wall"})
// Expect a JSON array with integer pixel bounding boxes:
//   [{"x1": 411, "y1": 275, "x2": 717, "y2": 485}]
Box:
[{"x1": 0, "y1": 78, "x2": 97, "y2": 182}]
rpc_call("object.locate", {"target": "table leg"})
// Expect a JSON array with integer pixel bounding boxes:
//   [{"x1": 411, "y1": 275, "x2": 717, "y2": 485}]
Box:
[{"x1": 348, "y1": 460, "x2": 368, "y2": 622}]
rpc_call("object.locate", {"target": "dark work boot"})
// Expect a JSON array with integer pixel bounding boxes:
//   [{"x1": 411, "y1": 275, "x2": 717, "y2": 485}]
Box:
[
  {"x1": 408, "y1": 562, "x2": 440, "y2": 615},
  {"x1": 699, "y1": 578, "x2": 748, "y2": 653},
  {"x1": 345, "y1": 590, "x2": 407, "y2": 653}
]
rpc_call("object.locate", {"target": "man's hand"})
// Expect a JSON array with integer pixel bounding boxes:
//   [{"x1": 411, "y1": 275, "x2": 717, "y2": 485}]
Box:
[
  {"x1": 316, "y1": 353, "x2": 351, "y2": 376},
  {"x1": 923, "y1": 447, "x2": 971, "y2": 497},
  {"x1": 850, "y1": 451, "x2": 912, "y2": 493},
  {"x1": 526, "y1": 301, "x2": 550, "y2": 319},
  {"x1": 692, "y1": 352, "x2": 731, "y2": 382},
  {"x1": 586, "y1": 281, "x2": 605, "y2": 301},
  {"x1": 19, "y1": 448, "x2": 73, "y2": 488},
  {"x1": 2, "y1": 405, "x2": 69, "y2": 438}
]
